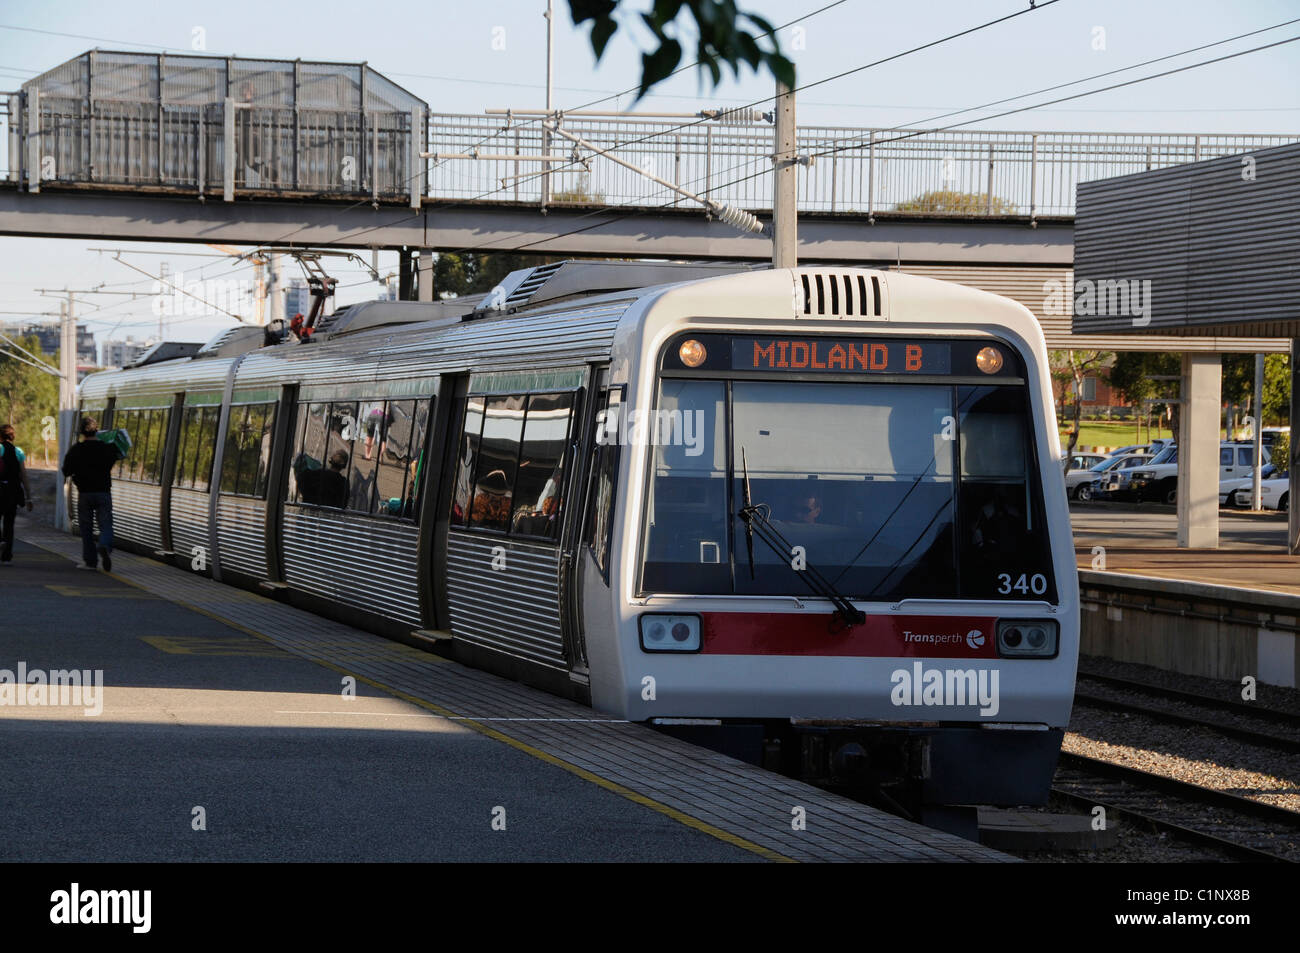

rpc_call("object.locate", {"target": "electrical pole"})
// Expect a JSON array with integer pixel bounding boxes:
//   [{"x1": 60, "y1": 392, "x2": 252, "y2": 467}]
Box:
[
  {"x1": 1252, "y1": 352, "x2": 1264, "y2": 510},
  {"x1": 55, "y1": 296, "x2": 75, "y2": 532},
  {"x1": 772, "y1": 79, "x2": 798, "y2": 268},
  {"x1": 60, "y1": 295, "x2": 76, "y2": 412},
  {"x1": 541, "y1": 0, "x2": 554, "y2": 210}
]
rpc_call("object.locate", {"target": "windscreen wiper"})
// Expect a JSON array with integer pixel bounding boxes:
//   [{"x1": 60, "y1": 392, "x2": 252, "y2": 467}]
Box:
[
  {"x1": 736, "y1": 449, "x2": 866, "y2": 627},
  {"x1": 740, "y1": 448, "x2": 757, "y2": 580}
]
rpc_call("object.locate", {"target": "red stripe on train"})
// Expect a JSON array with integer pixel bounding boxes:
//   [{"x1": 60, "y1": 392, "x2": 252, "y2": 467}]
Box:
[{"x1": 699, "y1": 613, "x2": 999, "y2": 658}]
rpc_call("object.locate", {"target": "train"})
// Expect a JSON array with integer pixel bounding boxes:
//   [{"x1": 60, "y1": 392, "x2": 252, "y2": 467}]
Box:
[{"x1": 75, "y1": 260, "x2": 1079, "y2": 829}]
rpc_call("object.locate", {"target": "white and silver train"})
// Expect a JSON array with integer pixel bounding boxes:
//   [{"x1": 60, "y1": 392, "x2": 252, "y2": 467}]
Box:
[{"x1": 76, "y1": 260, "x2": 1079, "y2": 818}]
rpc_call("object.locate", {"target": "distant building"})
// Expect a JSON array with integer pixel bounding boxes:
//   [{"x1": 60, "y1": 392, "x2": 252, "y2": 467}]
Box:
[
  {"x1": 284, "y1": 280, "x2": 311, "y2": 318},
  {"x1": 1, "y1": 320, "x2": 96, "y2": 364},
  {"x1": 101, "y1": 336, "x2": 156, "y2": 369}
]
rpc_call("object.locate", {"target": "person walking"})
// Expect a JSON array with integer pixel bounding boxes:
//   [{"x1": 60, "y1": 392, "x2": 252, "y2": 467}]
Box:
[
  {"x1": 62, "y1": 416, "x2": 118, "y2": 571},
  {"x1": 0, "y1": 424, "x2": 33, "y2": 564}
]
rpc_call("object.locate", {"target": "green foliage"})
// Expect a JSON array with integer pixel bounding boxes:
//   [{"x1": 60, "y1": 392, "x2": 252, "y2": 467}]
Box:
[
  {"x1": 1271, "y1": 433, "x2": 1290, "y2": 475},
  {"x1": 0, "y1": 334, "x2": 59, "y2": 463},
  {"x1": 432, "y1": 253, "x2": 565, "y2": 299},
  {"x1": 551, "y1": 175, "x2": 607, "y2": 204},
  {"x1": 895, "y1": 190, "x2": 1018, "y2": 215},
  {"x1": 1108, "y1": 351, "x2": 1181, "y2": 406},
  {"x1": 1223, "y1": 353, "x2": 1290, "y2": 424},
  {"x1": 1048, "y1": 349, "x2": 1112, "y2": 457},
  {"x1": 569, "y1": 0, "x2": 795, "y2": 100}
]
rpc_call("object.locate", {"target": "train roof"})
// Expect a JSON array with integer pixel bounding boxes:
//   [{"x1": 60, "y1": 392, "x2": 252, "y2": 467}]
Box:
[{"x1": 80, "y1": 261, "x2": 1045, "y2": 403}]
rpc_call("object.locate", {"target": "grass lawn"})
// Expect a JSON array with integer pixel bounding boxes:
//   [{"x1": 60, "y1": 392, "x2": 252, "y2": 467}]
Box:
[{"x1": 1059, "y1": 419, "x2": 1176, "y2": 450}]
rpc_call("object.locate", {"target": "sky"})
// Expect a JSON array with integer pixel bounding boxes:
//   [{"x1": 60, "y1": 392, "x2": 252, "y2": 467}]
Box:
[{"x1": 0, "y1": 0, "x2": 1297, "y2": 352}]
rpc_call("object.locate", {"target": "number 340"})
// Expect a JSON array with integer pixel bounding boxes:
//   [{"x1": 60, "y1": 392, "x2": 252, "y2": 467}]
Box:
[{"x1": 997, "y1": 572, "x2": 1047, "y2": 596}]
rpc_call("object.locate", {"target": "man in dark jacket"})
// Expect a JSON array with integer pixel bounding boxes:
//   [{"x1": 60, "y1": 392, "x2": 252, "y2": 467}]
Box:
[
  {"x1": 62, "y1": 416, "x2": 119, "y2": 571},
  {"x1": 0, "y1": 424, "x2": 33, "y2": 563}
]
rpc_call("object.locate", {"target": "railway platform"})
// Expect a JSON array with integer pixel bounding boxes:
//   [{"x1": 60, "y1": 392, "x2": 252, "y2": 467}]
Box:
[
  {"x1": 1068, "y1": 505, "x2": 1300, "y2": 689},
  {"x1": 1, "y1": 526, "x2": 1009, "y2": 863}
]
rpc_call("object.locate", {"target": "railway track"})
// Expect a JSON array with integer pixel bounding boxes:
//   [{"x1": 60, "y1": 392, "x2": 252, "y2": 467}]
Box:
[
  {"x1": 1054, "y1": 752, "x2": 1300, "y2": 863},
  {"x1": 1076, "y1": 670, "x2": 1300, "y2": 728},
  {"x1": 1074, "y1": 672, "x2": 1300, "y2": 754}
]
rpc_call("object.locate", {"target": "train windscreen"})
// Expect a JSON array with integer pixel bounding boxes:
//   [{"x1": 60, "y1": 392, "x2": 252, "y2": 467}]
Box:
[{"x1": 640, "y1": 378, "x2": 1058, "y2": 602}]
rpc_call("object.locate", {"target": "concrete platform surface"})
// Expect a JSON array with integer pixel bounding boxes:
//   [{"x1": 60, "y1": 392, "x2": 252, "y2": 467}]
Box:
[
  {"x1": 1071, "y1": 505, "x2": 1300, "y2": 596},
  {"x1": 2, "y1": 528, "x2": 1011, "y2": 863}
]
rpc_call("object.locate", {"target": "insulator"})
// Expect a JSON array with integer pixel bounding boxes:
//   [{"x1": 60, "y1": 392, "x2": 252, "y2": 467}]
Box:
[{"x1": 713, "y1": 204, "x2": 765, "y2": 235}]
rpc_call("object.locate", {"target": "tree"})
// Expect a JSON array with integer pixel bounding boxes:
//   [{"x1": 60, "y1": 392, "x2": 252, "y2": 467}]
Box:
[
  {"x1": 433, "y1": 253, "x2": 564, "y2": 299},
  {"x1": 0, "y1": 333, "x2": 59, "y2": 465},
  {"x1": 569, "y1": 0, "x2": 794, "y2": 99},
  {"x1": 1109, "y1": 351, "x2": 1188, "y2": 438},
  {"x1": 551, "y1": 174, "x2": 606, "y2": 204},
  {"x1": 1050, "y1": 350, "x2": 1112, "y2": 456},
  {"x1": 1221, "y1": 353, "x2": 1290, "y2": 429},
  {"x1": 895, "y1": 190, "x2": 1018, "y2": 215}
]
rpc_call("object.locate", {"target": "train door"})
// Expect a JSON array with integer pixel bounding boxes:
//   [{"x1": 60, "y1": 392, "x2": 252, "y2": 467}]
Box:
[
  {"x1": 263, "y1": 383, "x2": 298, "y2": 586},
  {"x1": 563, "y1": 367, "x2": 622, "y2": 681},
  {"x1": 157, "y1": 392, "x2": 185, "y2": 555},
  {"x1": 557, "y1": 365, "x2": 608, "y2": 680},
  {"x1": 428, "y1": 373, "x2": 469, "y2": 632}
]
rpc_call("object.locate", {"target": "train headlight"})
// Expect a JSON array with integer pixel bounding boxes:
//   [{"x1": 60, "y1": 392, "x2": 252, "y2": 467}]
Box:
[
  {"x1": 638, "y1": 614, "x2": 701, "y2": 652},
  {"x1": 678, "y1": 339, "x2": 707, "y2": 368},
  {"x1": 975, "y1": 346, "x2": 1004, "y2": 374},
  {"x1": 997, "y1": 619, "x2": 1058, "y2": 658}
]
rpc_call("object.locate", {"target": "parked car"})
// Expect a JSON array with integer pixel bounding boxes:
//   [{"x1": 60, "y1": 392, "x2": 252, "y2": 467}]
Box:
[
  {"x1": 1261, "y1": 427, "x2": 1290, "y2": 449},
  {"x1": 1127, "y1": 442, "x2": 1270, "y2": 504},
  {"x1": 1070, "y1": 453, "x2": 1152, "y2": 501},
  {"x1": 1063, "y1": 451, "x2": 1109, "y2": 473},
  {"x1": 1105, "y1": 444, "x2": 1151, "y2": 458},
  {"x1": 1232, "y1": 476, "x2": 1290, "y2": 512},
  {"x1": 1219, "y1": 463, "x2": 1278, "y2": 507}
]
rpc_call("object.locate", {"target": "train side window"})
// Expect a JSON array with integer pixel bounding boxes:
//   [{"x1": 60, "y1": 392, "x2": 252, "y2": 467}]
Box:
[
  {"x1": 375, "y1": 400, "x2": 416, "y2": 518},
  {"x1": 583, "y1": 387, "x2": 621, "y2": 579},
  {"x1": 512, "y1": 392, "x2": 576, "y2": 539},
  {"x1": 349, "y1": 400, "x2": 384, "y2": 512},
  {"x1": 221, "y1": 406, "x2": 249, "y2": 493},
  {"x1": 110, "y1": 408, "x2": 168, "y2": 485},
  {"x1": 113, "y1": 409, "x2": 135, "y2": 480},
  {"x1": 468, "y1": 395, "x2": 525, "y2": 532},
  {"x1": 252, "y1": 404, "x2": 276, "y2": 497},
  {"x1": 219, "y1": 402, "x2": 276, "y2": 498},
  {"x1": 320, "y1": 401, "x2": 356, "y2": 508},
  {"x1": 147, "y1": 408, "x2": 170, "y2": 484},
  {"x1": 291, "y1": 402, "x2": 330, "y2": 503},
  {"x1": 408, "y1": 400, "x2": 431, "y2": 519},
  {"x1": 136, "y1": 410, "x2": 154, "y2": 483},
  {"x1": 194, "y1": 407, "x2": 219, "y2": 493},
  {"x1": 238, "y1": 405, "x2": 265, "y2": 495},
  {"x1": 173, "y1": 407, "x2": 196, "y2": 488},
  {"x1": 451, "y1": 397, "x2": 485, "y2": 526}
]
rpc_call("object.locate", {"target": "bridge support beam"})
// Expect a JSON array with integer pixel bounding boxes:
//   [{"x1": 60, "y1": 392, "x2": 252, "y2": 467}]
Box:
[
  {"x1": 418, "y1": 249, "x2": 434, "y2": 302},
  {"x1": 1177, "y1": 352, "x2": 1221, "y2": 549},
  {"x1": 0, "y1": 188, "x2": 1075, "y2": 267}
]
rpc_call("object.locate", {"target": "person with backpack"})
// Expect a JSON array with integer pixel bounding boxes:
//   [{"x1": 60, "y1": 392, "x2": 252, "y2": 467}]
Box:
[
  {"x1": 0, "y1": 424, "x2": 33, "y2": 564},
  {"x1": 61, "y1": 416, "x2": 119, "y2": 571}
]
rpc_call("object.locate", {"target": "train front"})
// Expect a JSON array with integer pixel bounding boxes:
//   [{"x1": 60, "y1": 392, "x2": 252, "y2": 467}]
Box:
[{"x1": 588, "y1": 268, "x2": 1079, "y2": 812}]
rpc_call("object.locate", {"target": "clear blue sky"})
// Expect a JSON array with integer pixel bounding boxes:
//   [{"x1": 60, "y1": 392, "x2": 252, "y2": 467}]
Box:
[{"x1": 0, "y1": 0, "x2": 1297, "y2": 349}]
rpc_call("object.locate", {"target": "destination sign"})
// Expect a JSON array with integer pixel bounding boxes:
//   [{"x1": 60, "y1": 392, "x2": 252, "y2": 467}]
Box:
[{"x1": 732, "y1": 338, "x2": 951, "y2": 374}]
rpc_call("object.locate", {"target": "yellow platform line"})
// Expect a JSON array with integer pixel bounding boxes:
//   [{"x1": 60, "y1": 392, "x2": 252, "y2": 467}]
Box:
[{"x1": 25, "y1": 535, "x2": 794, "y2": 863}]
